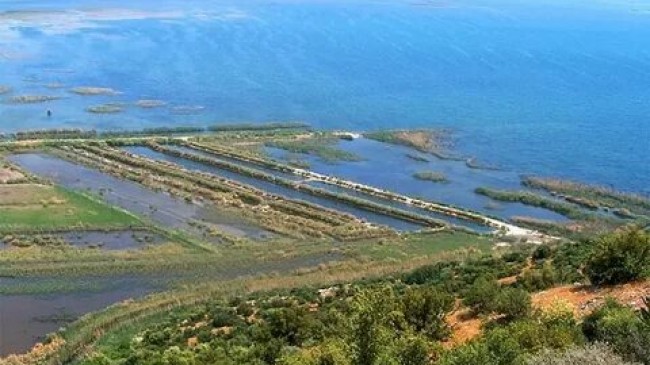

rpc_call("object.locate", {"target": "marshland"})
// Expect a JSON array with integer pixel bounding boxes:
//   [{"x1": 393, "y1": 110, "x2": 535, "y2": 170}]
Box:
[{"x1": 1, "y1": 124, "x2": 647, "y2": 360}]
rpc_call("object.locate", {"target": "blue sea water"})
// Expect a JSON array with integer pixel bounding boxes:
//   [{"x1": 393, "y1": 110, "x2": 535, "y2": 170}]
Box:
[{"x1": 0, "y1": 0, "x2": 648, "y2": 193}]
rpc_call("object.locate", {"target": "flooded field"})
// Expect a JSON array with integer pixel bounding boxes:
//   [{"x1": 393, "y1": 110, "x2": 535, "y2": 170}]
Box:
[
  {"x1": 7, "y1": 153, "x2": 271, "y2": 241},
  {"x1": 266, "y1": 138, "x2": 570, "y2": 222},
  {"x1": 124, "y1": 146, "x2": 426, "y2": 232},
  {"x1": 0, "y1": 248, "x2": 341, "y2": 356},
  {"x1": 59, "y1": 230, "x2": 165, "y2": 250},
  {"x1": 0, "y1": 277, "x2": 157, "y2": 356}
]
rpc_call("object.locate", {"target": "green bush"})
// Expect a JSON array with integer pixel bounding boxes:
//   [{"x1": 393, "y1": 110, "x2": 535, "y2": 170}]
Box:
[
  {"x1": 585, "y1": 226, "x2": 649, "y2": 285},
  {"x1": 401, "y1": 286, "x2": 455, "y2": 340},
  {"x1": 494, "y1": 288, "x2": 531, "y2": 320},
  {"x1": 463, "y1": 276, "x2": 499, "y2": 315},
  {"x1": 582, "y1": 299, "x2": 650, "y2": 364}
]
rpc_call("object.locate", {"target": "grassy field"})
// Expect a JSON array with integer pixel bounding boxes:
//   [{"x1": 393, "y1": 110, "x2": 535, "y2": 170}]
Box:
[{"x1": 0, "y1": 185, "x2": 139, "y2": 231}]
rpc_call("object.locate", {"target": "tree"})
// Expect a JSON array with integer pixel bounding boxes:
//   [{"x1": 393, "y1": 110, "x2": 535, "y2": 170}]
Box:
[
  {"x1": 585, "y1": 226, "x2": 649, "y2": 285},
  {"x1": 350, "y1": 287, "x2": 399, "y2": 365},
  {"x1": 401, "y1": 287, "x2": 455, "y2": 340},
  {"x1": 397, "y1": 336, "x2": 431, "y2": 365}
]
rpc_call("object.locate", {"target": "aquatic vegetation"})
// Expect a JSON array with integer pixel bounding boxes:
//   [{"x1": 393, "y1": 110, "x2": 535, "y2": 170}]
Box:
[
  {"x1": 86, "y1": 104, "x2": 124, "y2": 114},
  {"x1": 7, "y1": 95, "x2": 61, "y2": 104},
  {"x1": 413, "y1": 170, "x2": 448, "y2": 183},
  {"x1": 70, "y1": 87, "x2": 119, "y2": 96},
  {"x1": 523, "y1": 176, "x2": 650, "y2": 217},
  {"x1": 266, "y1": 138, "x2": 362, "y2": 163},
  {"x1": 136, "y1": 99, "x2": 167, "y2": 108},
  {"x1": 365, "y1": 129, "x2": 456, "y2": 159},
  {"x1": 14, "y1": 129, "x2": 98, "y2": 141},
  {"x1": 475, "y1": 187, "x2": 590, "y2": 220},
  {"x1": 406, "y1": 153, "x2": 430, "y2": 162},
  {"x1": 208, "y1": 122, "x2": 310, "y2": 132},
  {"x1": 465, "y1": 157, "x2": 500, "y2": 171}
]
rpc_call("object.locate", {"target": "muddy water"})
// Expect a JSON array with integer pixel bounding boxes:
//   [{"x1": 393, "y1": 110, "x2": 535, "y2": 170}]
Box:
[
  {"x1": 124, "y1": 146, "x2": 426, "y2": 232},
  {"x1": 8, "y1": 153, "x2": 271, "y2": 240}
]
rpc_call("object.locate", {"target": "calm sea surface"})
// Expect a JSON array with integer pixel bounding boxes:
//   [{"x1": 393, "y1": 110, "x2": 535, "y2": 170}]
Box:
[{"x1": 0, "y1": 0, "x2": 648, "y2": 193}]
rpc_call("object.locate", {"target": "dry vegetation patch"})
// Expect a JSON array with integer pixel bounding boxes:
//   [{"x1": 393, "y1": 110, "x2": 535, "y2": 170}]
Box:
[
  {"x1": 0, "y1": 184, "x2": 59, "y2": 206},
  {"x1": 0, "y1": 168, "x2": 24, "y2": 183}
]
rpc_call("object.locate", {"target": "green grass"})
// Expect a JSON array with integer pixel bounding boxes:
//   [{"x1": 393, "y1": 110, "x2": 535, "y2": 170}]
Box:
[
  {"x1": 0, "y1": 187, "x2": 139, "y2": 231},
  {"x1": 266, "y1": 138, "x2": 362, "y2": 163},
  {"x1": 350, "y1": 231, "x2": 491, "y2": 261}
]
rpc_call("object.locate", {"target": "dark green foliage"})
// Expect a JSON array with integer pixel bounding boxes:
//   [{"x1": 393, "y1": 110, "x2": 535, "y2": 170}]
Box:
[
  {"x1": 210, "y1": 307, "x2": 240, "y2": 328},
  {"x1": 551, "y1": 241, "x2": 593, "y2": 283},
  {"x1": 493, "y1": 288, "x2": 531, "y2": 320},
  {"x1": 532, "y1": 245, "x2": 552, "y2": 261},
  {"x1": 401, "y1": 286, "x2": 455, "y2": 340},
  {"x1": 517, "y1": 263, "x2": 558, "y2": 292},
  {"x1": 397, "y1": 337, "x2": 433, "y2": 365},
  {"x1": 582, "y1": 299, "x2": 650, "y2": 364},
  {"x1": 463, "y1": 276, "x2": 499, "y2": 315},
  {"x1": 237, "y1": 301, "x2": 255, "y2": 317},
  {"x1": 585, "y1": 226, "x2": 650, "y2": 285}
]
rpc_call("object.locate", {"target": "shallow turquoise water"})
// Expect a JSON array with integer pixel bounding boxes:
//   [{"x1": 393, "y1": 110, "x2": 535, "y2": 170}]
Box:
[{"x1": 0, "y1": 0, "x2": 648, "y2": 193}]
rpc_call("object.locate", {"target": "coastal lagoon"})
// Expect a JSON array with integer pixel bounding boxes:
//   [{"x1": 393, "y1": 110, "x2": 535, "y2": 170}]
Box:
[{"x1": 1, "y1": 0, "x2": 648, "y2": 194}]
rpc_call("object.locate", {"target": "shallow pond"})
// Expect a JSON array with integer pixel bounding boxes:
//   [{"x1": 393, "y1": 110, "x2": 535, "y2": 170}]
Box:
[
  {"x1": 266, "y1": 138, "x2": 570, "y2": 223},
  {"x1": 124, "y1": 146, "x2": 427, "y2": 232},
  {"x1": 7, "y1": 153, "x2": 271, "y2": 241},
  {"x1": 0, "y1": 277, "x2": 157, "y2": 356},
  {"x1": 59, "y1": 230, "x2": 165, "y2": 250}
]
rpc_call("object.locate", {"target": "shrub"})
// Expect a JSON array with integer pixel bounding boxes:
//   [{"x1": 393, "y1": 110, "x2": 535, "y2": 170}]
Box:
[
  {"x1": 463, "y1": 276, "x2": 499, "y2": 315},
  {"x1": 585, "y1": 226, "x2": 649, "y2": 285},
  {"x1": 582, "y1": 299, "x2": 650, "y2": 364},
  {"x1": 401, "y1": 287, "x2": 455, "y2": 340},
  {"x1": 532, "y1": 245, "x2": 552, "y2": 261},
  {"x1": 237, "y1": 302, "x2": 255, "y2": 317},
  {"x1": 494, "y1": 288, "x2": 531, "y2": 320},
  {"x1": 438, "y1": 341, "x2": 497, "y2": 365},
  {"x1": 526, "y1": 343, "x2": 638, "y2": 365},
  {"x1": 517, "y1": 263, "x2": 558, "y2": 291}
]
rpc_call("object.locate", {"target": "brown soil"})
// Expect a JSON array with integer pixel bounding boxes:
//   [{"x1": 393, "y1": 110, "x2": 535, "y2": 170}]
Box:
[
  {"x1": 532, "y1": 280, "x2": 649, "y2": 317},
  {"x1": 444, "y1": 279, "x2": 649, "y2": 348},
  {"x1": 0, "y1": 168, "x2": 24, "y2": 183}
]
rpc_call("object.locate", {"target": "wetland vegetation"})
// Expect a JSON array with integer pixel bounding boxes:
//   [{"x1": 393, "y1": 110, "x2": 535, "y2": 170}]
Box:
[
  {"x1": 0, "y1": 124, "x2": 647, "y2": 365},
  {"x1": 266, "y1": 137, "x2": 362, "y2": 163},
  {"x1": 413, "y1": 171, "x2": 449, "y2": 183}
]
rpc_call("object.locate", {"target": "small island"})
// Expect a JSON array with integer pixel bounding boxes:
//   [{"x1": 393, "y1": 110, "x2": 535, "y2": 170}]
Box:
[
  {"x1": 136, "y1": 99, "x2": 167, "y2": 108},
  {"x1": 86, "y1": 103, "x2": 124, "y2": 114},
  {"x1": 71, "y1": 87, "x2": 120, "y2": 96},
  {"x1": 413, "y1": 170, "x2": 448, "y2": 183},
  {"x1": 8, "y1": 95, "x2": 61, "y2": 104}
]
